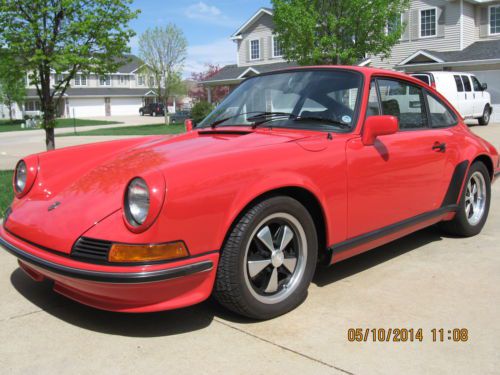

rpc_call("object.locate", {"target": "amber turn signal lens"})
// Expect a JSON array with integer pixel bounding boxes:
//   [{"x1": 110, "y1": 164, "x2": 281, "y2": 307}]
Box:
[{"x1": 108, "y1": 242, "x2": 188, "y2": 263}]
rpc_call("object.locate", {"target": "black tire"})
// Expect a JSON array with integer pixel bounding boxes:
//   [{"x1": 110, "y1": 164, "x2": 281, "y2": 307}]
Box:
[
  {"x1": 214, "y1": 196, "x2": 318, "y2": 320},
  {"x1": 439, "y1": 162, "x2": 491, "y2": 237},
  {"x1": 139, "y1": 110, "x2": 143, "y2": 116},
  {"x1": 478, "y1": 105, "x2": 491, "y2": 126},
  {"x1": 152, "y1": 111, "x2": 157, "y2": 117}
]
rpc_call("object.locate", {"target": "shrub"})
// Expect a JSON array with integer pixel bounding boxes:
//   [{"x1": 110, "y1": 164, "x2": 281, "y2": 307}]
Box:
[{"x1": 191, "y1": 101, "x2": 214, "y2": 125}]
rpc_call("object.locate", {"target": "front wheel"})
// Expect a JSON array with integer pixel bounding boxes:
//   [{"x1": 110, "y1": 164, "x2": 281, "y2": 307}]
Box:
[
  {"x1": 439, "y1": 162, "x2": 491, "y2": 237},
  {"x1": 214, "y1": 196, "x2": 318, "y2": 319},
  {"x1": 478, "y1": 105, "x2": 491, "y2": 126}
]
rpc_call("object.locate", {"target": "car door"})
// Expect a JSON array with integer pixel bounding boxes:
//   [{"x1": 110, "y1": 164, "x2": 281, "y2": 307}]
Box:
[
  {"x1": 460, "y1": 75, "x2": 474, "y2": 118},
  {"x1": 346, "y1": 78, "x2": 451, "y2": 238},
  {"x1": 470, "y1": 75, "x2": 486, "y2": 116},
  {"x1": 453, "y1": 74, "x2": 467, "y2": 117}
]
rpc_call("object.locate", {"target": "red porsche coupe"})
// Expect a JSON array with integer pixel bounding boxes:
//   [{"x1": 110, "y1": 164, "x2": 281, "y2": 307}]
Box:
[{"x1": 1, "y1": 67, "x2": 499, "y2": 319}]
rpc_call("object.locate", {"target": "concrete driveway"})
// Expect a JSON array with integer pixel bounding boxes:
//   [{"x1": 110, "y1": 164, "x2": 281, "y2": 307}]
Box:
[{"x1": 0, "y1": 125, "x2": 499, "y2": 374}]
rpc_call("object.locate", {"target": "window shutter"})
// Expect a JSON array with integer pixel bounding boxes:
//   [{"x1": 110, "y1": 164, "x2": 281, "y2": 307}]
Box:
[
  {"x1": 269, "y1": 36, "x2": 273, "y2": 58},
  {"x1": 411, "y1": 9, "x2": 420, "y2": 39},
  {"x1": 437, "y1": 7, "x2": 445, "y2": 37},
  {"x1": 401, "y1": 11, "x2": 410, "y2": 41},
  {"x1": 479, "y1": 7, "x2": 489, "y2": 38},
  {"x1": 261, "y1": 37, "x2": 265, "y2": 60},
  {"x1": 246, "y1": 40, "x2": 250, "y2": 62}
]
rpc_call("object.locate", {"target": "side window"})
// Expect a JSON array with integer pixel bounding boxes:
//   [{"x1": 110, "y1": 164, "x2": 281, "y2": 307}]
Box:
[
  {"x1": 426, "y1": 93, "x2": 457, "y2": 128},
  {"x1": 454, "y1": 75, "x2": 464, "y2": 92},
  {"x1": 471, "y1": 76, "x2": 482, "y2": 92},
  {"x1": 366, "y1": 81, "x2": 380, "y2": 116},
  {"x1": 377, "y1": 79, "x2": 428, "y2": 130},
  {"x1": 461, "y1": 75, "x2": 472, "y2": 92}
]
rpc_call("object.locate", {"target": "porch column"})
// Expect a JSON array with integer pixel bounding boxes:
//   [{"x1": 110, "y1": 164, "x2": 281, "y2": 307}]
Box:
[{"x1": 207, "y1": 86, "x2": 212, "y2": 104}]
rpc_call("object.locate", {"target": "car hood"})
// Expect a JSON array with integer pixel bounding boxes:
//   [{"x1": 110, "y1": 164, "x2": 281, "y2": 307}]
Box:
[{"x1": 5, "y1": 129, "x2": 309, "y2": 253}]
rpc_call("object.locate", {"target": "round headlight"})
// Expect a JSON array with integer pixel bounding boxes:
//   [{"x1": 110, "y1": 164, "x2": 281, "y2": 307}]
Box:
[
  {"x1": 15, "y1": 160, "x2": 27, "y2": 193},
  {"x1": 125, "y1": 178, "x2": 150, "y2": 227}
]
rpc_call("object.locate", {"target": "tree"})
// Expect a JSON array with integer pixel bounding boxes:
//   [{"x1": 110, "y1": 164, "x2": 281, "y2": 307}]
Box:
[
  {"x1": 272, "y1": 0, "x2": 410, "y2": 65},
  {"x1": 0, "y1": 0, "x2": 138, "y2": 150},
  {"x1": 0, "y1": 51, "x2": 26, "y2": 121},
  {"x1": 138, "y1": 25, "x2": 187, "y2": 118},
  {"x1": 190, "y1": 64, "x2": 229, "y2": 103},
  {"x1": 191, "y1": 101, "x2": 214, "y2": 124}
]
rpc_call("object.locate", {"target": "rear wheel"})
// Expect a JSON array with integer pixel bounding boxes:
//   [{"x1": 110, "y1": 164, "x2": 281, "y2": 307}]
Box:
[
  {"x1": 478, "y1": 105, "x2": 490, "y2": 126},
  {"x1": 440, "y1": 162, "x2": 490, "y2": 236},
  {"x1": 214, "y1": 196, "x2": 318, "y2": 319}
]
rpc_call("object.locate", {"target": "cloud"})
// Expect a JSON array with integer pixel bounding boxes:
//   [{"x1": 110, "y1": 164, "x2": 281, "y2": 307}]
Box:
[
  {"x1": 184, "y1": 2, "x2": 239, "y2": 27},
  {"x1": 184, "y1": 38, "x2": 236, "y2": 77}
]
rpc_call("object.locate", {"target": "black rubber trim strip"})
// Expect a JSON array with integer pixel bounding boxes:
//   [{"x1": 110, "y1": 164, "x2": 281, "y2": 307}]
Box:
[
  {"x1": 441, "y1": 160, "x2": 469, "y2": 207},
  {"x1": 328, "y1": 205, "x2": 458, "y2": 259},
  {"x1": 0, "y1": 236, "x2": 213, "y2": 284}
]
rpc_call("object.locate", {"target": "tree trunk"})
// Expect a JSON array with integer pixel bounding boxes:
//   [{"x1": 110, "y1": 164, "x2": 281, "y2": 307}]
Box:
[
  {"x1": 45, "y1": 127, "x2": 55, "y2": 150},
  {"x1": 7, "y1": 98, "x2": 13, "y2": 122}
]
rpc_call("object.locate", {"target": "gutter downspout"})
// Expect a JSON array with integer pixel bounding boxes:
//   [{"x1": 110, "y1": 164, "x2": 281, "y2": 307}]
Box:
[{"x1": 460, "y1": 0, "x2": 464, "y2": 50}]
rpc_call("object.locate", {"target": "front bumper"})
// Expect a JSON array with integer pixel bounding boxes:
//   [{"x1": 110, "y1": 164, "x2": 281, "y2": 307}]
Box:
[{"x1": 0, "y1": 226, "x2": 219, "y2": 312}]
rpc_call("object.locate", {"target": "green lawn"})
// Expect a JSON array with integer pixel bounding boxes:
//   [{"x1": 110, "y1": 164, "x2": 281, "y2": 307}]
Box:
[
  {"x1": 57, "y1": 123, "x2": 185, "y2": 137},
  {"x1": 0, "y1": 170, "x2": 14, "y2": 218},
  {"x1": 0, "y1": 118, "x2": 121, "y2": 133}
]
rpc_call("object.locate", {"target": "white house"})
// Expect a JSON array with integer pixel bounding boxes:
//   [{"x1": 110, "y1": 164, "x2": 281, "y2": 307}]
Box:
[
  {"x1": 0, "y1": 54, "x2": 181, "y2": 120},
  {"x1": 370, "y1": 0, "x2": 500, "y2": 122}
]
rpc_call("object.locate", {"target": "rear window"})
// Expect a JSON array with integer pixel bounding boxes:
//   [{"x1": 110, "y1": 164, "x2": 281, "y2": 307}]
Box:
[
  {"x1": 454, "y1": 75, "x2": 464, "y2": 92},
  {"x1": 461, "y1": 75, "x2": 472, "y2": 92},
  {"x1": 413, "y1": 75, "x2": 430, "y2": 85}
]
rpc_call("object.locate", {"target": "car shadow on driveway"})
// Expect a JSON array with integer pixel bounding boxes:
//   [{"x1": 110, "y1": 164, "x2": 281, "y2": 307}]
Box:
[
  {"x1": 313, "y1": 226, "x2": 444, "y2": 287},
  {"x1": 9, "y1": 226, "x2": 446, "y2": 335}
]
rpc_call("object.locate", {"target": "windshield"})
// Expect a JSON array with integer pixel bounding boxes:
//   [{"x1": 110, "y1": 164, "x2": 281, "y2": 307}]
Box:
[{"x1": 199, "y1": 69, "x2": 363, "y2": 131}]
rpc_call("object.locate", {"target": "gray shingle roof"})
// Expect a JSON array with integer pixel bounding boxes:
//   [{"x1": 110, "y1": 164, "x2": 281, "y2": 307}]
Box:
[
  {"x1": 115, "y1": 54, "x2": 143, "y2": 73},
  {"x1": 26, "y1": 88, "x2": 154, "y2": 98},
  {"x1": 203, "y1": 61, "x2": 299, "y2": 84},
  {"x1": 420, "y1": 40, "x2": 500, "y2": 64}
]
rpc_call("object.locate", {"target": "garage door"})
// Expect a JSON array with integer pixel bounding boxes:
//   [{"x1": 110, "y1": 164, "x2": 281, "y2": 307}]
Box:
[
  {"x1": 69, "y1": 98, "x2": 105, "y2": 117},
  {"x1": 111, "y1": 97, "x2": 143, "y2": 116}
]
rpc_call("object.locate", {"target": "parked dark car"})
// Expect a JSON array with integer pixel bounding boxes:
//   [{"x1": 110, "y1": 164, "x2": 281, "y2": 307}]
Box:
[
  {"x1": 169, "y1": 110, "x2": 192, "y2": 124},
  {"x1": 139, "y1": 103, "x2": 165, "y2": 116}
]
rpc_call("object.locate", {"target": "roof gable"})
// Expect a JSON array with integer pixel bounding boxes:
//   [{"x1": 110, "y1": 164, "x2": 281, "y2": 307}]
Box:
[{"x1": 231, "y1": 8, "x2": 274, "y2": 40}]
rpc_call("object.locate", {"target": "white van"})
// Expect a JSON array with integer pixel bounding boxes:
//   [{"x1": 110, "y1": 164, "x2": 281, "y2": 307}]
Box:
[{"x1": 410, "y1": 71, "x2": 492, "y2": 125}]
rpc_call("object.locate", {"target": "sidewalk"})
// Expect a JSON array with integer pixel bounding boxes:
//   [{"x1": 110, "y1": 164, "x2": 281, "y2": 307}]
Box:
[{"x1": 0, "y1": 116, "x2": 169, "y2": 170}]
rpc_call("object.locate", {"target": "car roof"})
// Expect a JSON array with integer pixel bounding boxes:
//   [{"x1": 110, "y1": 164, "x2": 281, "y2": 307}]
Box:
[{"x1": 410, "y1": 71, "x2": 475, "y2": 75}]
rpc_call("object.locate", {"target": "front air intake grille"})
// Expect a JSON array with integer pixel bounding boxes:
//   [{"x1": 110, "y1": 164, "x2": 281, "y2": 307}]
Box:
[{"x1": 71, "y1": 237, "x2": 112, "y2": 263}]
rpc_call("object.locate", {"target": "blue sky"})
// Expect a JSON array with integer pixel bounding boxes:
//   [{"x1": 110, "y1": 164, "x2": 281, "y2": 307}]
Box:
[{"x1": 130, "y1": 0, "x2": 272, "y2": 76}]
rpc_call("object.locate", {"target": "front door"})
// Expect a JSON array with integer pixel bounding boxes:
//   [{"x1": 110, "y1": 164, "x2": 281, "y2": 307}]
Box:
[
  {"x1": 346, "y1": 78, "x2": 449, "y2": 238},
  {"x1": 105, "y1": 97, "x2": 111, "y2": 116},
  {"x1": 470, "y1": 75, "x2": 486, "y2": 117}
]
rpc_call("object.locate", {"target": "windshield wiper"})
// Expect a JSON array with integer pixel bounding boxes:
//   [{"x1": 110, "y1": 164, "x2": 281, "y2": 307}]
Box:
[
  {"x1": 252, "y1": 113, "x2": 351, "y2": 129},
  {"x1": 250, "y1": 112, "x2": 297, "y2": 128},
  {"x1": 293, "y1": 116, "x2": 351, "y2": 129},
  {"x1": 207, "y1": 111, "x2": 287, "y2": 129}
]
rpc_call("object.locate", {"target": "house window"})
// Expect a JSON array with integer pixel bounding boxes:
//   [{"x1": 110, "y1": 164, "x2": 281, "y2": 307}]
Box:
[
  {"x1": 99, "y1": 75, "x2": 111, "y2": 86},
  {"x1": 138, "y1": 75, "x2": 145, "y2": 85},
  {"x1": 420, "y1": 8, "x2": 437, "y2": 37},
  {"x1": 119, "y1": 75, "x2": 127, "y2": 84},
  {"x1": 25, "y1": 100, "x2": 41, "y2": 111},
  {"x1": 74, "y1": 74, "x2": 87, "y2": 86},
  {"x1": 149, "y1": 76, "x2": 155, "y2": 87},
  {"x1": 491, "y1": 5, "x2": 500, "y2": 35},
  {"x1": 272, "y1": 36, "x2": 283, "y2": 58},
  {"x1": 250, "y1": 39, "x2": 260, "y2": 60},
  {"x1": 387, "y1": 14, "x2": 402, "y2": 35}
]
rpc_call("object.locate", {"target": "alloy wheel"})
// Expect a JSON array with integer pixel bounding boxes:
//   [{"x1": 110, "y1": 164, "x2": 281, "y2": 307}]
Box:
[
  {"x1": 243, "y1": 213, "x2": 307, "y2": 304},
  {"x1": 465, "y1": 171, "x2": 487, "y2": 226}
]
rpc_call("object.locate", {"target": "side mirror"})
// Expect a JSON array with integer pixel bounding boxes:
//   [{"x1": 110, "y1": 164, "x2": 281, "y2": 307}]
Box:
[
  {"x1": 481, "y1": 83, "x2": 487, "y2": 91},
  {"x1": 185, "y1": 119, "x2": 194, "y2": 131},
  {"x1": 362, "y1": 116, "x2": 399, "y2": 146}
]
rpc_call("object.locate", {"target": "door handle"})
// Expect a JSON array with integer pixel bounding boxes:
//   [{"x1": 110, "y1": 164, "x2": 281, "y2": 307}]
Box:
[{"x1": 432, "y1": 142, "x2": 446, "y2": 152}]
